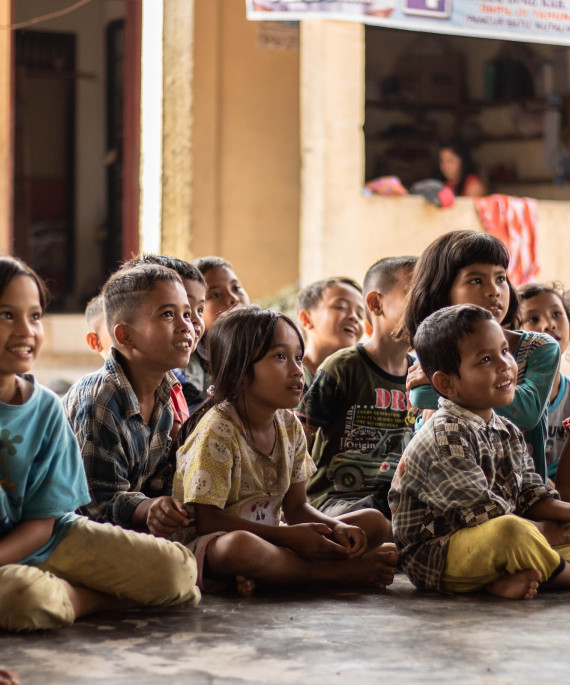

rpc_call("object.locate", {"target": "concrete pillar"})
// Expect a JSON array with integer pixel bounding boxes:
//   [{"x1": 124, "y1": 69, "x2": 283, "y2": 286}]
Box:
[
  {"x1": 161, "y1": 0, "x2": 194, "y2": 259},
  {"x1": 0, "y1": 0, "x2": 12, "y2": 255},
  {"x1": 299, "y1": 20, "x2": 364, "y2": 285}
]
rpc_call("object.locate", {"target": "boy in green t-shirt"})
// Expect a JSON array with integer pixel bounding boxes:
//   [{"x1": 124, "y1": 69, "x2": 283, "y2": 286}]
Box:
[{"x1": 298, "y1": 257, "x2": 418, "y2": 520}]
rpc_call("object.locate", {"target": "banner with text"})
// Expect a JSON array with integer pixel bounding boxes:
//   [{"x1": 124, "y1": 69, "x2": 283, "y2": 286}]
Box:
[{"x1": 246, "y1": 0, "x2": 570, "y2": 46}]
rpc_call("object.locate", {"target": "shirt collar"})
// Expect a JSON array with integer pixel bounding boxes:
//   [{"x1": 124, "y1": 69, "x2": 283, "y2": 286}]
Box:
[
  {"x1": 437, "y1": 397, "x2": 510, "y2": 434},
  {"x1": 105, "y1": 348, "x2": 176, "y2": 417}
]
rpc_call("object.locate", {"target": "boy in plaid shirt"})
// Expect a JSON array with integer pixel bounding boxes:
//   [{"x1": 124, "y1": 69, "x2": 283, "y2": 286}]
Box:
[{"x1": 390, "y1": 304, "x2": 570, "y2": 599}]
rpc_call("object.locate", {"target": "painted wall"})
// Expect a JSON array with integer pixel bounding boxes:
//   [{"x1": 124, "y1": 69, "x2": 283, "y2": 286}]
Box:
[{"x1": 192, "y1": 0, "x2": 301, "y2": 300}]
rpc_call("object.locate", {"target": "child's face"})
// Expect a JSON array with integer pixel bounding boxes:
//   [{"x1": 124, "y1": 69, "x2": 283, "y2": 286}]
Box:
[
  {"x1": 121, "y1": 280, "x2": 195, "y2": 373},
  {"x1": 183, "y1": 279, "x2": 206, "y2": 345},
  {"x1": 449, "y1": 263, "x2": 510, "y2": 325},
  {"x1": 248, "y1": 319, "x2": 304, "y2": 411},
  {"x1": 518, "y1": 291, "x2": 570, "y2": 354},
  {"x1": 203, "y1": 266, "x2": 249, "y2": 332},
  {"x1": 447, "y1": 318, "x2": 517, "y2": 422},
  {"x1": 0, "y1": 275, "x2": 44, "y2": 379},
  {"x1": 301, "y1": 283, "x2": 365, "y2": 350}
]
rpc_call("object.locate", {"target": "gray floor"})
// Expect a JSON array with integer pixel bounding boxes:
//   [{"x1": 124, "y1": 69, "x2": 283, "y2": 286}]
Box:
[
  {"x1": 2, "y1": 574, "x2": 570, "y2": 684},
  {"x1": 5, "y1": 364, "x2": 566, "y2": 683}
]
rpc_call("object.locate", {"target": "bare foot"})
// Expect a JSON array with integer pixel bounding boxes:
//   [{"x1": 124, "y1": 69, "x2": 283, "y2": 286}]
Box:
[
  {"x1": 235, "y1": 575, "x2": 256, "y2": 597},
  {"x1": 0, "y1": 669, "x2": 20, "y2": 685},
  {"x1": 348, "y1": 543, "x2": 398, "y2": 588},
  {"x1": 486, "y1": 569, "x2": 541, "y2": 600}
]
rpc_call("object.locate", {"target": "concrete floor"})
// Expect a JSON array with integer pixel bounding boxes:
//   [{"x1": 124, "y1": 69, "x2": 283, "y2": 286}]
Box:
[
  {"x1": 7, "y1": 358, "x2": 567, "y2": 683},
  {"x1": 2, "y1": 574, "x2": 570, "y2": 684}
]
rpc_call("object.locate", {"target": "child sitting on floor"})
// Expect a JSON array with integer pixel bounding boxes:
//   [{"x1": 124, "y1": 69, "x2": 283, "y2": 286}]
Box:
[
  {"x1": 390, "y1": 304, "x2": 570, "y2": 600},
  {"x1": 64, "y1": 264, "x2": 196, "y2": 538},
  {"x1": 298, "y1": 257, "x2": 418, "y2": 520},
  {"x1": 173, "y1": 305, "x2": 397, "y2": 595},
  {"x1": 0, "y1": 257, "x2": 200, "y2": 631},
  {"x1": 516, "y1": 282, "x2": 570, "y2": 481},
  {"x1": 296, "y1": 277, "x2": 365, "y2": 391},
  {"x1": 118, "y1": 254, "x2": 207, "y2": 443}
]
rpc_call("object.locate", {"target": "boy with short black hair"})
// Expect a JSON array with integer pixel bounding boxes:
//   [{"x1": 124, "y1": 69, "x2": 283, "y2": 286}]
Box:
[
  {"x1": 296, "y1": 277, "x2": 365, "y2": 391},
  {"x1": 298, "y1": 257, "x2": 418, "y2": 520},
  {"x1": 390, "y1": 304, "x2": 570, "y2": 600},
  {"x1": 64, "y1": 264, "x2": 195, "y2": 538},
  {"x1": 119, "y1": 253, "x2": 207, "y2": 436}
]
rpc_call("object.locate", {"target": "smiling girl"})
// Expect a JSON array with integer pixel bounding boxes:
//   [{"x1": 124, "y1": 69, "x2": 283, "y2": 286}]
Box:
[
  {"x1": 0, "y1": 257, "x2": 199, "y2": 631},
  {"x1": 404, "y1": 230, "x2": 559, "y2": 482}
]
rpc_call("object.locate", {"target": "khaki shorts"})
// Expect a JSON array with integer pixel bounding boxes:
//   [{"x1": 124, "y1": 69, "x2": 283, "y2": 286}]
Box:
[{"x1": 0, "y1": 517, "x2": 201, "y2": 631}]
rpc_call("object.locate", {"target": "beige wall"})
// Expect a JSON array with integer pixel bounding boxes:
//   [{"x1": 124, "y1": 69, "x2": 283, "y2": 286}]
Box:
[
  {"x1": 192, "y1": 0, "x2": 301, "y2": 300},
  {"x1": 300, "y1": 21, "x2": 570, "y2": 289}
]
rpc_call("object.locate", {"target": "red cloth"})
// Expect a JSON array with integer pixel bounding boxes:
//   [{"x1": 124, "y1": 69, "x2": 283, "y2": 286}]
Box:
[
  {"x1": 170, "y1": 382, "x2": 190, "y2": 425},
  {"x1": 473, "y1": 194, "x2": 539, "y2": 287}
]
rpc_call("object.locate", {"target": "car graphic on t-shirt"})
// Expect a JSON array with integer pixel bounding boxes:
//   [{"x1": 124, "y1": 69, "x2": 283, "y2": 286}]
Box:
[{"x1": 326, "y1": 428, "x2": 412, "y2": 492}]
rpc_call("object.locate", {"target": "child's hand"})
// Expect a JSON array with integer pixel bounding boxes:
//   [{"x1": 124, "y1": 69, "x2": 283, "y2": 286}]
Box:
[
  {"x1": 147, "y1": 497, "x2": 190, "y2": 538},
  {"x1": 406, "y1": 362, "x2": 430, "y2": 391},
  {"x1": 332, "y1": 522, "x2": 367, "y2": 558},
  {"x1": 285, "y1": 523, "x2": 351, "y2": 560}
]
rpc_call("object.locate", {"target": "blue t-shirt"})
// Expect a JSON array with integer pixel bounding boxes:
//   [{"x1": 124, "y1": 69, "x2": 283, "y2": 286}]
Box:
[{"x1": 0, "y1": 375, "x2": 90, "y2": 565}]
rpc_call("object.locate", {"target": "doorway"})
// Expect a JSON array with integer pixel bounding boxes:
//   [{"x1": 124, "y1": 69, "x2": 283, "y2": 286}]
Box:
[{"x1": 14, "y1": 30, "x2": 76, "y2": 311}]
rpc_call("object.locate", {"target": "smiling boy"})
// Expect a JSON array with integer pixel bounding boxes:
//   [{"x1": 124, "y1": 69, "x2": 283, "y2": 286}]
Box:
[
  {"x1": 296, "y1": 277, "x2": 365, "y2": 391},
  {"x1": 390, "y1": 304, "x2": 570, "y2": 600},
  {"x1": 298, "y1": 257, "x2": 418, "y2": 521},
  {"x1": 64, "y1": 264, "x2": 195, "y2": 538}
]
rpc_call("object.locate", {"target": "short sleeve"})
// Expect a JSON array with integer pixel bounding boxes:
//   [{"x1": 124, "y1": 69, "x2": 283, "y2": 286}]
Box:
[
  {"x1": 178, "y1": 413, "x2": 238, "y2": 509},
  {"x1": 297, "y1": 368, "x2": 344, "y2": 428}
]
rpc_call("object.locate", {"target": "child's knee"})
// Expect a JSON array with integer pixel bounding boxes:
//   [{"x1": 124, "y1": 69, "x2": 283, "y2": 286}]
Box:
[
  {"x1": 339, "y1": 507, "x2": 391, "y2": 544},
  {"x1": 492, "y1": 514, "x2": 535, "y2": 545},
  {"x1": 0, "y1": 565, "x2": 74, "y2": 631},
  {"x1": 211, "y1": 530, "x2": 266, "y2": 569}
]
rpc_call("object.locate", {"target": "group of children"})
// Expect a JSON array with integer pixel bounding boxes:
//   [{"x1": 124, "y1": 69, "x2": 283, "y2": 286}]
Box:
[{"x1": 3, "y1": 227, "x2": 570, "y2": 634}]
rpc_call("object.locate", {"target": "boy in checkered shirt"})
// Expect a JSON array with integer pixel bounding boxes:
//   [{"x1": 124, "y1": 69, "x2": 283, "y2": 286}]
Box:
[{"x1": 390, "y1": 304, "x2": 570, "y2": 599}]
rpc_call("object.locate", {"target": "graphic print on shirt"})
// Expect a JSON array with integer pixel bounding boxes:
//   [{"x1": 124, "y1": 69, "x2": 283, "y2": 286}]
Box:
[{"x1": 325, "y1": 390, "x2": 417, "y2": 493}]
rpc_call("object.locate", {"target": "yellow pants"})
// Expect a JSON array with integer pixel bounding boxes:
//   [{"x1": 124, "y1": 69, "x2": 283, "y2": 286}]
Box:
[
  {"x1": 441, "y1": 515, "x2": 570, "y2": 593},
  {"x1": 0, "y1": 517, "x2": 200, "y2": 632}
]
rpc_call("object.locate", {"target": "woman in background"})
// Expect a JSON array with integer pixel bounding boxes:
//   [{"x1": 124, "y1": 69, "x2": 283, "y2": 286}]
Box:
[{"x1": 437, "y1": 139, "x2": 487, "y2": 198}]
